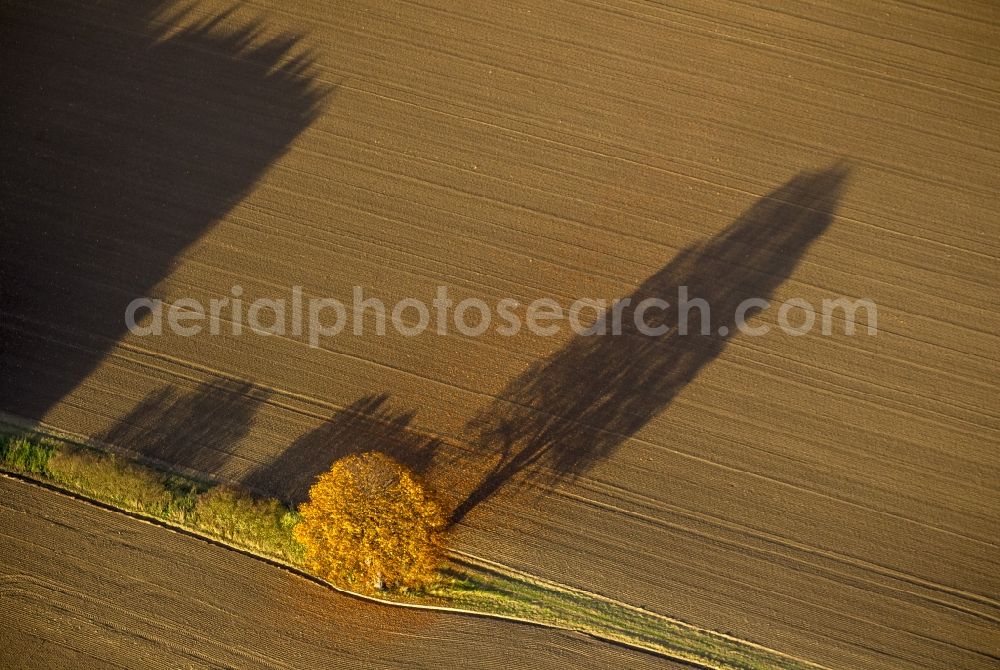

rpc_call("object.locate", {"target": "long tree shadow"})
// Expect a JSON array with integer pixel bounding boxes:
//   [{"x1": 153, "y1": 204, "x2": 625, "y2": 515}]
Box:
[
  {"x1": 0, "y1": 1, "x2": 328, "y2": 420},
  {"x1": 243, "y1": 394, "x2": 443, "y2": 505},
  {"x1": 102, "y1": 378, "x2": 271, "y2": 477},
  {"x1": 451, "y1": 165, "x2": 850, "y2": 523}
]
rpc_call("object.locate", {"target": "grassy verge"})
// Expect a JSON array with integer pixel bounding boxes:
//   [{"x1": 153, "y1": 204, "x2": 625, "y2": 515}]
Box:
[
  {"x1": 0, "y1": 427, "x2": 820, "y2": 670},
  {"x1": 0, "y1": 431, "x2": 303, "y2": 564},
  {"x1": 425, "y1": 561, "x2": 820, "y2": 670}
]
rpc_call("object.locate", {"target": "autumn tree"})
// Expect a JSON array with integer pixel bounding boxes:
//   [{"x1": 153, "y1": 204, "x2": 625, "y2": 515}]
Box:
[{"x1": 294, "y1": 451, "x2": 446, "y2": 592}]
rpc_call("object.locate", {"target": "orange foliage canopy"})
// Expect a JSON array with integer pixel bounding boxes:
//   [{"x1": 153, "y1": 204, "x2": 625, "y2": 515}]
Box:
[{"x1": 294, "y1": 451, "x2": 446, "y2": 592}]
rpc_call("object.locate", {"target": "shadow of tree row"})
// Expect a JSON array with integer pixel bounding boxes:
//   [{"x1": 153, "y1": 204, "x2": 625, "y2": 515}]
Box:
[
  {"x1": 100, "y1": 382, "x2": 444, "y2": 506},
  {"x1": 96, "y1": 166, "x2": 849, "y2": 524},
  {"x1": 243, "y1": 393, "x2": 442, "y2": 504},
  {"x1": 0, "y1": 0, "x2": 329, "y2": 420},
  {"x1": 102, "y1": 378, "x2": 272, "y2": 477}
]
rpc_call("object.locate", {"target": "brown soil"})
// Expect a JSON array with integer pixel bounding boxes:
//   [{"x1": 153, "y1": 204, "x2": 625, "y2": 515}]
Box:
[{"x1": 2, "y1": 1, "x2": 997, "y2": 668}]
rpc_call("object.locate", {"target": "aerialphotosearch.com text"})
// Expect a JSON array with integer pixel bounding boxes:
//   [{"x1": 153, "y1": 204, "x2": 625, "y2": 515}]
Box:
[{"x1": 125, "y1": 285, "x2": 877, "y2": 347}]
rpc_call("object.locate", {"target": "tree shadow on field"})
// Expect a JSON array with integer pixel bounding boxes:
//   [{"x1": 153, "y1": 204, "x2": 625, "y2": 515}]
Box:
[
  {"x1": 0, "y1": 1, "x2": 328, "y2": 419},
  {"x1": 243, "y1": 394, "x2": 443, "y2": 505},
  {"x1": 451, "y1": 165, "x2": 850, "y2": 523},
  {"x1": 102, "y1": 378, "x2": 271, "y2": 477}
]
